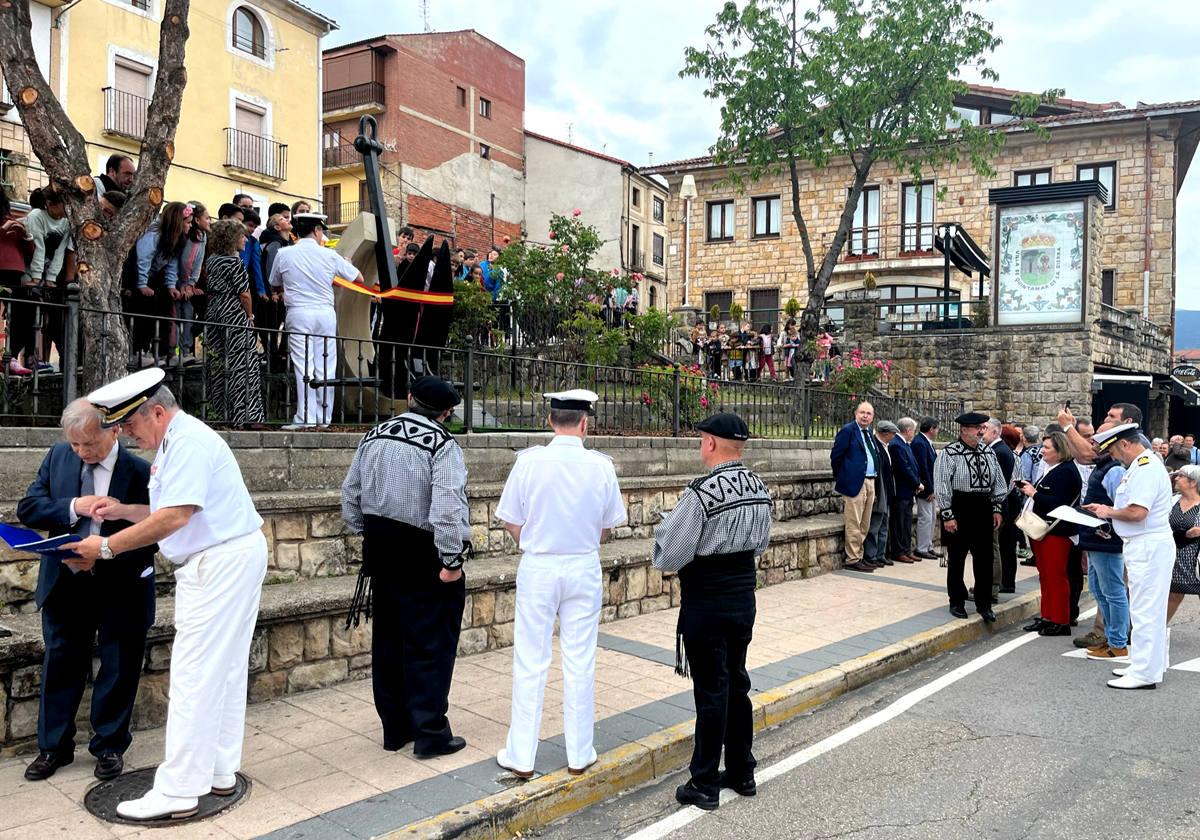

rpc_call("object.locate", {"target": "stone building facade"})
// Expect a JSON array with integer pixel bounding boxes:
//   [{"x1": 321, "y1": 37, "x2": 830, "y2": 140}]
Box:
[{"x1": 646, "y1": 86, "x2": 1200, "y2": 426}]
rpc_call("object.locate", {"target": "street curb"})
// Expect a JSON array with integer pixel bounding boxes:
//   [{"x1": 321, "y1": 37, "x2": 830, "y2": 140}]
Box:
[{"x1": 383, "y1": 590, "x2": 1042, "y2": 840}]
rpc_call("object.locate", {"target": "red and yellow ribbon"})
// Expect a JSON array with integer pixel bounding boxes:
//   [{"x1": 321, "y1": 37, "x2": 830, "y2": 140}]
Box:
[{"x1": 333, "y1": 275, "x2": 454, "y2": 305}]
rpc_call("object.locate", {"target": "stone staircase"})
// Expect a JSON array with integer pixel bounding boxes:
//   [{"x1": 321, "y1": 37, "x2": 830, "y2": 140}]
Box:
[{"x1": 0, "y1": 429, "x2": 847, "y2": 753}]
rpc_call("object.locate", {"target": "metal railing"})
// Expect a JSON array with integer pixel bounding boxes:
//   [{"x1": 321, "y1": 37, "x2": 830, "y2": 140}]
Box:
[
  {"x1": 1098, "y1": 303, "x2": 1169, "y2": 350},
  {"x1": 232, "y1": 31, "x2": 266, "y2": 60},
  {"x1": 0, "y1": 293, "x2": 896, "y2": 438},
  {"x1": 224, "y1": 128, "x2": 288, "y2": 180},
  {"x1": 323, "y1": 82, "x2": 385, "y2": 113},
  {"x1": 102, "y1": 87, "x2": 149, "y2": 139},
  {"x1": 875, "y1": 298, "x2": 988, "y2": 332},
  {"x1": 322, "y1": 143, "x2": 360, "y2": 169},
  {"x1": 831, "y1": 221, "x2": 958, "y2": 262},
  {"x1": 326, "y1": 201, "x2": 365, "y2": 226}
]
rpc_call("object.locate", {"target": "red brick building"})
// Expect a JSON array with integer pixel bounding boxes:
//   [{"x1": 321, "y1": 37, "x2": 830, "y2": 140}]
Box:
[{"x1": 321, "y1": 30, "x2": 525, "y2": 254}]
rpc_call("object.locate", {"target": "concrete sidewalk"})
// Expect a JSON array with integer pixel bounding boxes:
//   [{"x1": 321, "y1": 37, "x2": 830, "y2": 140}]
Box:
[{"x1": 0, "y1": 560, "x2": 1039, "y2": 840}]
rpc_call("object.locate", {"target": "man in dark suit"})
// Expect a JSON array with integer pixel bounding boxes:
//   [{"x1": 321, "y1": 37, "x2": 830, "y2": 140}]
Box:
[
  {"x1": 16, "y1": 399, "x2": 156, "y2": 782},
  {"x1": 830, "y1": 401, "x2": 880, "y2": 572},
  {"x1": 864, "y1": 421, "x2": 899, "y2": 567},
  {"x1": 982, "y1": 418, "x2": 1017, "y2": 596},
  {"x1": 911, "y1": 418, "x2": 939, "y2": 560},
  {"x1": 889, "y1": 418, "x2": 923, "y2": 564}
]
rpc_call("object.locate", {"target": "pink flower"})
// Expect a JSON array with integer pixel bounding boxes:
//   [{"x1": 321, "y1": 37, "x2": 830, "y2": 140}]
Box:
[
  {"x1": 548, "y1": 231, "x2": 556, "y2": 240},
  {"x1": 561, "y1": 244, "x2": 570, "y2": 253},
  {"x1": 700, "y1": 396, "x2": 709, "y2": 408},
  {"x1": 555, "y1": 272, "x2": 565, "y2": 280},
  {"x1": 572, "y1": 208, "x2": 582, "y2": 217},
  {"x1": 611, "y1": 268, "x2": 621, "y2": 277},
  {"x1": 502, "y1": 235, "x2": 511, "y2": 244}
]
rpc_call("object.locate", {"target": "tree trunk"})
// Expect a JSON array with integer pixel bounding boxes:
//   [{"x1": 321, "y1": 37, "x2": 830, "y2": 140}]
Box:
[{"x1": 0, "y1": 0, "x2": 190, "y2": 393}]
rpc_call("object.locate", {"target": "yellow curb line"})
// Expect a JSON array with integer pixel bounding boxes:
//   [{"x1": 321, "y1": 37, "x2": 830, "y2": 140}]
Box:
[{"x1": 383, "y1": 590, "x2": 1042, "y2": 840}]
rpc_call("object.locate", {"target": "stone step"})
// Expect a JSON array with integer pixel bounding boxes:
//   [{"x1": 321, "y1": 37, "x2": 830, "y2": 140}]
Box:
[
  {"x1": 0, "y1": 470, "x2": 839, "y2": 613},
  {"x1": 0, "y1": 515, "x2": 845, "y2": 751}
]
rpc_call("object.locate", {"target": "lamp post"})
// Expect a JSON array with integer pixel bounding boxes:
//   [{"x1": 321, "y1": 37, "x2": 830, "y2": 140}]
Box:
[{"x1": 679, "y1": 174, "x2": 698, "y2": 307}]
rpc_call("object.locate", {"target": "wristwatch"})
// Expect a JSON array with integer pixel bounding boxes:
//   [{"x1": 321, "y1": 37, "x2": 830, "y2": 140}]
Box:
[{"x1": 99, "y1": 538, "x2": 114, "y2": 560}]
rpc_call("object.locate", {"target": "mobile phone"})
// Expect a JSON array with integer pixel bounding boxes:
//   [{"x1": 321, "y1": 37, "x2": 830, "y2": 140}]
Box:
[{"x1": 1064, "y1": 400, "x2": 1071, "y2": 409}]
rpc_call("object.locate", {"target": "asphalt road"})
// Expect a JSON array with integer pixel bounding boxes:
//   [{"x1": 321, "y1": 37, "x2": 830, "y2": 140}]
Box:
[{"x1": 534, "y1": 600, "x2": 1200, "y2": 840}]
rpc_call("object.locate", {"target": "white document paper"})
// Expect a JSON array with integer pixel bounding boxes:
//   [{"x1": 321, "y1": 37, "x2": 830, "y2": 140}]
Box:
[{"x1": 1049, "y1": 505, "x2": 1107, "y2": 528}]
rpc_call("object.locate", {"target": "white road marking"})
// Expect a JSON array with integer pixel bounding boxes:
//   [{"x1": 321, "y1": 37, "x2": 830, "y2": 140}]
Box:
[
  {"x1": 1165, "y1": 656, "x2": 1200, "y2": 672},
  {"x1": 622, "y1": 610, "x2": 1096, "y2": 840}
]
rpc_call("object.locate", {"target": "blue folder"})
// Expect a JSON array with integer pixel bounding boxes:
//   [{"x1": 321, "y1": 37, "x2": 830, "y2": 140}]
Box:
[{"x1": 0, "y1": 522, "x2": 81, "y2": 559}]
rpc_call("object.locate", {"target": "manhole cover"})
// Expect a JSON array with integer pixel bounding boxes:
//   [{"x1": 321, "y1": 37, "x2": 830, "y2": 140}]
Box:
[{"x1": 84, "y1": 767, "x2": 251, "y2": 826}]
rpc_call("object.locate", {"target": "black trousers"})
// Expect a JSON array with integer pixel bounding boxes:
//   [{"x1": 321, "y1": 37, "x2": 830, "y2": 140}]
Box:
[
  {"x1": 890, "y1": 496, "x2": 914, "y2": 557},
  {"x1": 365, "y1": 516, "x2": 466, "y2": 752},
  {"x1": 39, "y1": 568, "x2": 154, "y2": 757},
  {"x1": 943, "y1": 493, "x2": 995, "y2": 610},
  {"x1": 1068, "y1": 544, "x2": 1084, "y2": 622},
  {"x1": 683, "y1": 609, "x2": 756, "y2": 796},
  {"x1": 999, "y1": 494, "x2": 1021, "y2": 589}
]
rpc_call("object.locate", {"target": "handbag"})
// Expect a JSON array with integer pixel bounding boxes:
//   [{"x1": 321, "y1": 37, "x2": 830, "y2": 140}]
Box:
[{"x1": 1015, "y1": 487, "x2": 1081, "y2": 541}]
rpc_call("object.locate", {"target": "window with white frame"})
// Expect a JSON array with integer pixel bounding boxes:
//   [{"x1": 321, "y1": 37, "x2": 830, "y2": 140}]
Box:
[{"x1": 232, "y1": 6, "x2": 267, "y2": 60}]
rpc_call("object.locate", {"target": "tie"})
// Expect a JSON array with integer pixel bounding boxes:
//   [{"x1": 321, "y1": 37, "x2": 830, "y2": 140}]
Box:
[
  {"x1": 862, "y1": 428, "x2": 876, "y2": 474},
  {"x1": 75, "y1": 463, "x2": 96, "y2": 537}
]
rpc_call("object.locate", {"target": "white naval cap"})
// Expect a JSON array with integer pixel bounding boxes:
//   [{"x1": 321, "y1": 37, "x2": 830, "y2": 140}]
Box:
[
  {"x1": 544, "y1": 388, "x2": 599, "y2": 413},
  {"x1": 1094, "y1": 422, "x2": 1140, "y2": 452},
  {"x1": 86, "y1": 367, "x2": 166, "y2": 428}
]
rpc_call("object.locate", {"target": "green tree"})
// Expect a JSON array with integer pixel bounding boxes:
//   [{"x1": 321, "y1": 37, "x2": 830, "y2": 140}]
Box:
[{"x1": 682, "y1": 0, "x2": 1058, "y2": 354}]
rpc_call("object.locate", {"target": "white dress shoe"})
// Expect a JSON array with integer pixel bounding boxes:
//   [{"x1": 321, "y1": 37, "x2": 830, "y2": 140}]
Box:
[
  {"x1": 1112, "y1": 667, "x2": 1128, "y2": 677},
  {"x1": 212, "y1": 773, "x2": 237, "y2": 796},
  {"x1": 116, "y1": 790, "x2": 199, "y2": 820},
  {"x1": 1107, "y1": 674, "x2": 1157, "y2": 690}
]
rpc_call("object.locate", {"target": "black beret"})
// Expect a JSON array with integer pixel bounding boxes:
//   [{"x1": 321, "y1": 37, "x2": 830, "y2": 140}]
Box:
[
  {"x1": 697, "y1": 412, "x2": 750, "y2": 441},
  {"x1": 954, "y1": 411, "x2": 990, "y2": 425},
  {"x1": 410, "y1": 376, "x2": 460, "y2": 412}
]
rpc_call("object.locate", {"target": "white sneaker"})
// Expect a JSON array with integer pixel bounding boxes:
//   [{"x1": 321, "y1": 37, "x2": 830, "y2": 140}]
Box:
[
  {"x1": 212, "y1": 773, "x2": 237, "y2": 795},
  {"x1": 115, "y1": 789, "x2": 200, "y2": 820},
  {"x1": 1106, "y1": 674, "x2": 1157, "y2": 690}
]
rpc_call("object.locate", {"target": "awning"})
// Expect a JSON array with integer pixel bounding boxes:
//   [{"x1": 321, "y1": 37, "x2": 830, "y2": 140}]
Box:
[
  {"x1": 1160, "y1": 375, "x2": 1200, "y2": 407},
  {"x1": 934, "y1": 224, "x2": 990, "y2": 278},
  {"x1": 1092, "y1": 373, "x2": 1154, "y2": 383}
]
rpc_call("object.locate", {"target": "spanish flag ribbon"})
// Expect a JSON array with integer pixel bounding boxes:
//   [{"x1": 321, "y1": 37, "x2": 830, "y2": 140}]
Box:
[{"x1": 333, "y1": 275, "x2": 454, "y2": 305}]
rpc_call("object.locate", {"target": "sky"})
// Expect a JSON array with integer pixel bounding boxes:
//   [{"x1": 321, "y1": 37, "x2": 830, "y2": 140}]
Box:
[{"x1": 307, "y1": 0, "x2": 1200, "y2": 309}]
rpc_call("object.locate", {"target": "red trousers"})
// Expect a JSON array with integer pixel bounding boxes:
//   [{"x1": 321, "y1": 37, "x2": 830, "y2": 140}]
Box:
[{"x1": 1034, "y1": 534, "x2": 1072, "y2": 625}]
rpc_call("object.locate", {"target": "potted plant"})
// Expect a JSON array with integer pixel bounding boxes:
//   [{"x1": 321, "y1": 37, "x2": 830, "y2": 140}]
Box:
[
  {"x1": 784, "y1": 297, "x2": 801, "y2": 319},
  {"x1": 729, "y1": 302, "x2": 744, "y2": 325},
  {"x1": 708, "y1": 304, "x2": 720, "y2": 329}
]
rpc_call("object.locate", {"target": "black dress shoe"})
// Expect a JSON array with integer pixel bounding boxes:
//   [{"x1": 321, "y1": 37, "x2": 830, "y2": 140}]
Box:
[
  {"x1": 1019, "y1": 559, "x2": 1037, "y2": 567},
  {"x1": 1038, "y1": 623, "x2": 1072, "y2": 637},
  {"x1": 94, "y1": 752, "x2": 124, "y2": 781},
  {"x1": 24, "y1": 751, "x2": 73, "y2": 781},
  {"x1": 383, "y1": 734, "x2": 413, "y2": 752},
  {"x1": 845, "y1": 561, "x2": 875, "y2": 573},
  {"x1": 414, "y1": 736, "x2": 467, "y2": 759},
  {"x1": 978, "y1": 609, "x2": 997, "y2": 623},
  {"x1": 1023, "y1": 619, "x2": 1046, "y2": 632},
  {"x1": 878, "y1": 557, "x2": 895, "y2": 566},
  {"x1": 949, "y1": 605, "x2": 968, "y2": 619},
  {"x1": 999, "y1": 586, "x2": 1016, "y2": 594},
  {"x1": 719, "y1": 771, "x2": 756, "y2": 797},
  {"x1": 675, "y1": 780, "x2": 719, "y2": 810},
  {"x1": 915, "y1": 550, "x2": 939, "y2": 560}
]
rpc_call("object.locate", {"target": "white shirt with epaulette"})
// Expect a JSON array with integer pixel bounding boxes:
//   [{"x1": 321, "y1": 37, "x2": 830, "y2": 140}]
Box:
[
  {"x1": 1112, "y1": 451, "x2": 1172, "y2": 538},
  {"x1": 495, "y1": 436, "x2": 626, "y2": 556}
]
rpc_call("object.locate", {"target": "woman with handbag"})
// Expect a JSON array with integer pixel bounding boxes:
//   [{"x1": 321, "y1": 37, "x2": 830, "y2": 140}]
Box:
[
  {"x1": 1018, "y1": 430, "x2": 1082, "y2": 636},
  {"x1": 1167, "y1": 465, "x2": 1200, "y2": 626}
]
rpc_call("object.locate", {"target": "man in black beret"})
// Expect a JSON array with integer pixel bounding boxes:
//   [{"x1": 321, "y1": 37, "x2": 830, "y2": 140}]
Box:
[
  {"x1": 652, "y1": 413, "x2": 772, "y2": 811},
  {"x1": 933, "y1": 411, "x2": 1008, "y2": 621},
  {"x1": 341, "y1": 376, "x2": 473, "y2": 758}
]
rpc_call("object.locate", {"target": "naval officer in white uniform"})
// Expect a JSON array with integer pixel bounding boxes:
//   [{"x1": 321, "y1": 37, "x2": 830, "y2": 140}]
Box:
[
  {"x1": 495, "y1": 389, "x2": 627, "y2": 778},
  {"x1": 64, "y1": 368, "x2": 268, "y2": 819},
  {"x1": 1084, "y1": 423, "x2": 1174, "y2": 690}
]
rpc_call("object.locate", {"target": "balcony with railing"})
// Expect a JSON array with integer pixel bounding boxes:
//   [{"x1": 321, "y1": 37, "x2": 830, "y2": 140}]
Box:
[
  {"x1": 832, "y1": 221, "x2": 950, "y2": 271},
  {"x1": 224, "y1": 128, "x2": 288, "y2": 181},
  {"x1": 322, "y1": 82, "x2": 385, "y2": 116},
  {"x1": 326, "y1": 201, "x2": 365, "y2": 227},
  {"x1": 1097, "y1": 302, "x2": 1170, "y2": 352},
  {"x1": 629, "y1": 247, "x2": 644, "y2": 272},
  {"x1": 322, "y1": 143, "x2": 361, "y2": 170},
  {"x1": 102, "y1": 87, "x2": 150, "y2": 140}
]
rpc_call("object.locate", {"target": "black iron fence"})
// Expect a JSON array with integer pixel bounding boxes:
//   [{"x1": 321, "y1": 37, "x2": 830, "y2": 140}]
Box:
[
  {"x1": 322, "y1": 144, "x2": 361, "y2": 170},
  {"x1": 224, "y1": 128, "x2": 288, "y2": 180},
  {"x1": 327, "y1": 201, "x2": 365, "y2": 226},
  {"x1": 0, "y1": 292, "x2": 920, "y2": 437},
  {"x1": 102, "y1": 87, "x2": 150, "y2": 139}
]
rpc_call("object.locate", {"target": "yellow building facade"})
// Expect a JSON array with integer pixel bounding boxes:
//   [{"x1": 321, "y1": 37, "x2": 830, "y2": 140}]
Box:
[{"x1": 46, "y1": 0, "x2": 335, "y2": 212}]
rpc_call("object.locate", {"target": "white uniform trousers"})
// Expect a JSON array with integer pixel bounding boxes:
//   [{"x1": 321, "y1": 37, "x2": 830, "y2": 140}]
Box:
[
  {"x1": 286, "y1": 306, "x2": 337, "y2": 427},
  {"x1": 915, "y1": 497, "x2": 936, "y2": 554},
  {"x1": 155, "y1": 530, "x2": 268, "y2": 798},
  {"x1": 502, "y1": 552, "x2": 602, "y2": 773},
  {"x1": 1123, "y1": 533, "x2": 1174, "y2": 684}
]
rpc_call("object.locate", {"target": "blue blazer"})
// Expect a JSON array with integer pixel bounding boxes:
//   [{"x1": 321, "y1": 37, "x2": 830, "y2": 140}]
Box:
[
  {"x1": 911, "y1": 433, "x2": 936, "y2": 500},
  {"x1": 830, "y1": 421, "x2": 878, "y2": 497},
  {"x1": 889, "y1": 437, "x2": 921, "y2": 501},
  {"x1": 16, "y1": 442, "x2": 156, "y2": 608}
]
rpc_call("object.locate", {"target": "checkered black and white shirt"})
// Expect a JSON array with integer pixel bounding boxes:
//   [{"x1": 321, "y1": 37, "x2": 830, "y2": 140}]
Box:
[
  {"x1": 933, "y1": 439, "x2": 1008, "y2": 522},
  {"x1": 652, "y1": 461, "x2": 773, "y2": 573},
  {"x1": 341, "y1": 412, "x2": 471, "y2": 566}
]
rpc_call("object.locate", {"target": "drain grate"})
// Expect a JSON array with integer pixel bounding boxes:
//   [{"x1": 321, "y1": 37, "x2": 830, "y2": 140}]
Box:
[{"x1": 84, "y1": 767, "x2": 251, "y2": 826}]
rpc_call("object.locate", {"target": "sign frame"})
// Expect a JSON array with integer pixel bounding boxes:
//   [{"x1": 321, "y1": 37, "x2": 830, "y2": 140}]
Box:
[{"x1": 992, "y1": 199, "x2": 1090, "y2": 327}]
